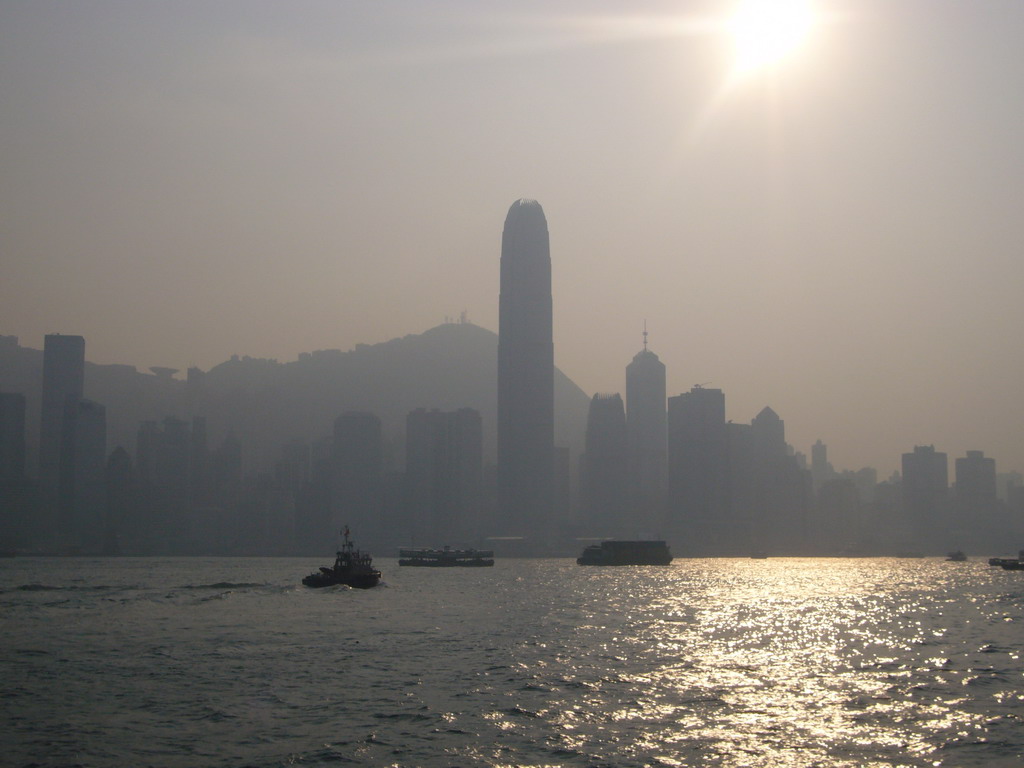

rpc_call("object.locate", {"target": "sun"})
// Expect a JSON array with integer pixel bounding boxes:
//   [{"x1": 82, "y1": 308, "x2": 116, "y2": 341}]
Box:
[{"x1": 728, "y1": 0, "x2": 815, "y2": 75}]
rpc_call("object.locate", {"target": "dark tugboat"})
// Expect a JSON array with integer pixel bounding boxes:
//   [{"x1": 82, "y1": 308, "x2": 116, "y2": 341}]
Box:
[{"x1": 302, "y1": 527, "x2": 381, "y2": 588}]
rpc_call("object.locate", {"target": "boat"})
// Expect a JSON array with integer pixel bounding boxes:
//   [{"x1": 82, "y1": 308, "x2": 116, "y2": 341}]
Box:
[
  {"x1": 398, "y1": 546, "x2": 494, "y2": 567},
  {"x1": 576, "y1": 540, "x2": 673, "y2": 566},
  {"x1": 999, "y1": 560, "x2": 1024, "y2": 571},
  {"x1": 302, "y1": 528, "x2": 381, "y2": 588},
  {"x1": 946, "y1": 550, "x2": 967, "y2": 562}
]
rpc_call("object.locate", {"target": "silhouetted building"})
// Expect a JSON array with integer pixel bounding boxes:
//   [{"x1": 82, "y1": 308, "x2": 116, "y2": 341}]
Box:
[
  {"x1": 901, "y1": 445, "x2": 948, "y2": 549},
  {"x1": 668, "y1": 386, "x2": 727, "y2": 552},
  {"x1": 137, "y1": 417, "x2": 192, "y2": 498},
  {"x1": 447, "y1": 408, "x2": 483, "y2": 541},
  {"x1": 39, "y1": 334, "x2": 85, "y2": 493},
  {"x1": 0, "y1": 392, "x2": 31, "y2": 550},
  {"x1": 955, "y1": 450, "x2": 996, "y2": 501},
  {"x1": 497, "y1": 199, "x2": 554, "y2": 540},
  {"x1": 333, "y1": 411, "x2": 383, "y2": 539},
  {"x1": 59, "y1": 398, "x2": 107, "y2": 551},
  {"x1": 405, "y1": 407, "x2": 483, "y2": 545},
  {"x1": 626, "y1": 331, "x2": 667, "y2": 535},
  {"x1": 747, "y1": 407, "x2": 811, "y2": 553},
  {"x1": 0, "y1": 392, "x2": 27, "y2": 484},
  {"x1": 105, "y1": 446, "x2": 134, "y2": 553},
  {"x1": 582, "y1": 394, "x2": 628, "y2": 535},
  {"x1": 817, "y1": 478, "x2": 863, "y2": 552},
  {"x1": 953, "y1": 450, "x2": 999, "y2": 551},
  {"x1": 811, "y1": 439, "x2": 835, "y2": 492}
]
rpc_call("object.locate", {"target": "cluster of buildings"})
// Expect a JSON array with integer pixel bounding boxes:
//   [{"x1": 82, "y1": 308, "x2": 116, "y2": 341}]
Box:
[{"x1": 2, "y1": 199, "x2": 1022, "y2": 555}]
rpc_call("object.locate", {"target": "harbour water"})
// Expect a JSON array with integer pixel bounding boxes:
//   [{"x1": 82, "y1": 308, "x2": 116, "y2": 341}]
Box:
[{"x1": 3, "y1": 556, "x2": 1023, "y2": 767}]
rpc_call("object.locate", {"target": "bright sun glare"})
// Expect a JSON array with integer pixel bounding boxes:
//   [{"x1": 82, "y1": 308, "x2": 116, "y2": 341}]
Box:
[{"x1": 728, "y1": 0, "x2": 815, "y2": 75}]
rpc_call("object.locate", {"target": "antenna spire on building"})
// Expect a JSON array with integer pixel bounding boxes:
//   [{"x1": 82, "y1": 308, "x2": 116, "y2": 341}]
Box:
[{"x1": 642, "y1": 320, "x2": 648, "y2": 352}]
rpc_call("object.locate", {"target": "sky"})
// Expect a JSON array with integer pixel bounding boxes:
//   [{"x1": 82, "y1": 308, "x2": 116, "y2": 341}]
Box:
[{"x1": 2, "y1": 0, "x2": 1023, "y2": 478}]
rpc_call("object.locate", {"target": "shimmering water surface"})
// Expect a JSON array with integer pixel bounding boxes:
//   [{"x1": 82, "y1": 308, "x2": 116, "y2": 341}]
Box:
[{"x1": 2, "y1": 557, "x2": 1023, "y2": 767}]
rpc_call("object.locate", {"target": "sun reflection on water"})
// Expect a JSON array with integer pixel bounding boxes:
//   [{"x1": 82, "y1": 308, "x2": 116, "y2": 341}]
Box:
[{"x1": 517, "y1": 557, "x2": 1024, "y2": 767}]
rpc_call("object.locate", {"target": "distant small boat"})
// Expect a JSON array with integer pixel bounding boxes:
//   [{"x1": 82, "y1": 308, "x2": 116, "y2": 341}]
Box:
[
  {"x1": 946, "y1": 550, "x2": 967, "y2": 562},
  {"x1": 398, "y1": 546, "x2": 494, "y2": 567},
  {"x1": 302, "y1": 528, "x2": 381, "y2": 588},
  {"x1": 577, "y1": 540, "x2": 672, "y2": 566}
]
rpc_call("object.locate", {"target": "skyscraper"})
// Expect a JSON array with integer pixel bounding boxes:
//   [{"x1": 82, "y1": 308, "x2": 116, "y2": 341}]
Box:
[
  {"x1": 497, "y1": 199, "x2": 554, "y2": 538},
  {"x1": 625, "y1": 328, "x2": 666, "y2": 535},
  {"x1": 39, "y1": 334, "x2": 85, "y2": 493}
]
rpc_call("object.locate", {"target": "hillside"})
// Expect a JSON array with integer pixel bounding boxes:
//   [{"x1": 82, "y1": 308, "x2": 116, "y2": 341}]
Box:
[{"x1": 0, "y1": 324, "x2": 592, "y2": 472}]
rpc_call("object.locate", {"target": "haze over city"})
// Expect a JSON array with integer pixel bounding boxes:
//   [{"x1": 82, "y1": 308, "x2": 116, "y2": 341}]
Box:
[{"x1": 3, "y1": 0, "x2": 1023, "y2": 477}]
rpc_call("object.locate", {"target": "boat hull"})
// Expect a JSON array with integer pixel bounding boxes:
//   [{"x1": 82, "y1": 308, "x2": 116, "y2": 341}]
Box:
[
  {"x1": 302, "y1": 570, "x2": 381, "y2": 589},
  {"x1": 577, "y1": 540, "x2": 673, "y2": 566},
  {"x1": 398, "y1": 559, "x2": 494, "y2": 567}
]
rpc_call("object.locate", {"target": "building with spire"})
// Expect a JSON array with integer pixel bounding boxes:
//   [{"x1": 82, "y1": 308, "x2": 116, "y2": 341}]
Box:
[
  {"x1": 625, "y1": 324, "x2": 666, "y2": 536},
  {"x1": 497, "y1": 199, "x2": 554, "y2": 540}
]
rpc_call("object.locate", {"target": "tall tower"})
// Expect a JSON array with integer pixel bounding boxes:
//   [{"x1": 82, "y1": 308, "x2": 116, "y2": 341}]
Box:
[
  {"x1": 497, "y1": 199, "x2": 554, "y2": 538},
  {"x1": 626, "y1": 325, "x2": 667, "y2": 535},
  {"x1": 39, "y1": 334, "x2": 85, "y2": 493}
]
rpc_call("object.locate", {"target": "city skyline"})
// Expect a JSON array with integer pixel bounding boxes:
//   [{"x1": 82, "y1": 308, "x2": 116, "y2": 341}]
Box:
[{"x1": 3, "y1": 1, "x2": 1024, "y2": 477}]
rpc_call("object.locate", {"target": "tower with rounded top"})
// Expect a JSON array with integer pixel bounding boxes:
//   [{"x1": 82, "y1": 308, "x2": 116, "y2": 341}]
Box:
[{"x1": 497, "y1": 199, "x2": 554, "y2": 538}]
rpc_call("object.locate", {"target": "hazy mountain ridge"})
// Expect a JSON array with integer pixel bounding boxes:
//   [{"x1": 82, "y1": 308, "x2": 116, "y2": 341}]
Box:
[{"x1": 0, "y1": 325, "x2": 591, "y2": 471}]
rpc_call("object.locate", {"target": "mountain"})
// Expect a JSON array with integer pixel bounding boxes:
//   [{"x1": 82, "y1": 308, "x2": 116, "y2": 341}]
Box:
[{"x1": 0, "y1": 324, "x2": 592, "y2": 472}]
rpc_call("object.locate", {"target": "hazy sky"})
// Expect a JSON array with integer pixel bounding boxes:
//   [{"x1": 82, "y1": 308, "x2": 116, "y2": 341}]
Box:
[{"x1": 3, "y1": 1, "x2": 1023, "y2": 477}]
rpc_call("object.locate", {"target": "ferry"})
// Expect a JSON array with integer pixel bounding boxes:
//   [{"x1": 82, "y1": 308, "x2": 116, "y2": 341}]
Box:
[
  {"x1": 398, "y1": 546, "x2": 494, "y2": 567},
  {"x1": 576, "y1": 540, "x2": 673, "y2": 566},
  {"x1": 302, "y1": 528, "x2": 381, "y2": 588}
]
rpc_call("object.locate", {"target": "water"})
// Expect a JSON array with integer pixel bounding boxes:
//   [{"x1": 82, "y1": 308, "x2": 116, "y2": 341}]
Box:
[{"x1": 2, "y1": 556, "x2": 1023, "y2": 768}]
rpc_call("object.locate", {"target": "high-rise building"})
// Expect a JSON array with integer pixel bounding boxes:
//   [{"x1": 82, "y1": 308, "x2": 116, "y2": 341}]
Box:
[
  {"x1": 954, "y1": 450, "x2": 996, "y2": 501},
  {"x1": 332, "y1": 411, "x2": 383, "y2": 539},
  {"x1": 748, "y1": 406, "x2": 810, "y2": 554},
  {"x1": 625, "y1": 329, "x2": 666, "y2": 535},
  {"x1": 39, "y1": 334, "x2": 85, "y2": 493},
  {"x1": 0, "y1": 392, "x2": 27, "y2": 484},
  {"x1": 582, "y1": 393, "x2": 628, "y2": 535},
  {"x1": 497, "y1": 199, "x2": 554, "y2": 538},
  {"x1": 901, "y1": 444, "x2": 948, "y2": 548},
  {"x1": 811, "y1": 439, "x2": 834, "y2": 492},
  {"x1": 405, "y1": 407, "x2": 482, "y2": 544},
  {"x1": 953, "y1": 450, "x2": 999, "y2": 550},
  {"x1": 667, "y1": 386, "x2": 727, "y2": 551},
  {"x1": 59, "y1": 398, "x2": 106, "y2": 550},
  {"x1": 0, "y1": 392, "x2": 29, "y2": 549}
]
